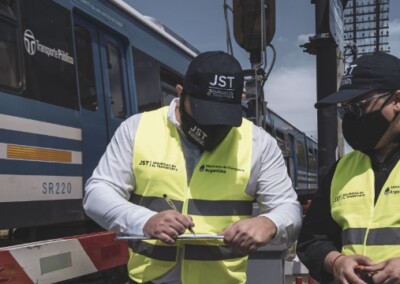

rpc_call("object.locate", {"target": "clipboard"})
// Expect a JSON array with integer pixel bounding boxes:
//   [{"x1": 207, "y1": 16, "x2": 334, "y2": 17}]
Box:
[{"x1": 115, "y1": 234, "x2": 224, "y2": 240}]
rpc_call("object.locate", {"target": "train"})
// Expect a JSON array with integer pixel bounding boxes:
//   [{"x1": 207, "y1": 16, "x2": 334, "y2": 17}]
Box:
[
  {"x1": 264, "y1": 108, "x2": 318, "y2": 203},
  {"x1": 241, "y1": 99, "x2": 318, "y2": 205},
  {"x1": 0, "y1": 0, "x2": 317, "y2": 283}
]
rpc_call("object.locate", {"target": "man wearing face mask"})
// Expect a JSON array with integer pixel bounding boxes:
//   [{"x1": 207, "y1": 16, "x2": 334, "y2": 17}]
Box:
[
  {"x1": 296, "y1": 52, "x2": 400, "y2": 284},
  {"x1": 83, "y1": 51, "x2": 302, "y2": 284}
]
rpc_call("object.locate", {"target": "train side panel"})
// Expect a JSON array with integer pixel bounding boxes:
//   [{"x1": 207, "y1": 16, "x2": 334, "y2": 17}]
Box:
[{"x1": 0, "y1": 0, "x2": 83, "y2": 229}]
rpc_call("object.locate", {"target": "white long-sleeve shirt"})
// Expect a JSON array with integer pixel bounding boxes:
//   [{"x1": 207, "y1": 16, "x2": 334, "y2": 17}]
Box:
[{"x1": 83, "y1": 98, "x2": 302, "y2": 245}]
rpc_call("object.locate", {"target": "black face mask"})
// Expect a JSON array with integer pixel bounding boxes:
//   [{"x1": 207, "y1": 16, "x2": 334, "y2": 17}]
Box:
[
  {"x1": 179, "y1": 99, "x2": 232, "y2": 151},
  {"x1": 342, "y1": 110, "x2": 390, "y2": 151}
]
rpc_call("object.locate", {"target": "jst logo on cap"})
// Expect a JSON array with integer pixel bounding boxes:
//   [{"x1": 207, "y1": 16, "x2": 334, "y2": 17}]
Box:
[
  {"x1": 182, "y1": 51, "x2": 244, "y2": 126},
  {"x1": 341, "y1": 63, "x2": 358, "y2": 87},
  {"x1": 207, "y1": 74, "x2": 236, "y2": 99},
  {"x1": 209, "y1": 75, "x2": 235, "y2": 88}
]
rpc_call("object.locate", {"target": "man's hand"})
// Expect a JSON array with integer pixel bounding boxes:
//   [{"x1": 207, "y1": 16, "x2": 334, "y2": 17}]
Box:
[
  {"x1": 365, "y1": 257, "x2": 400, "y2": 284},
  {"x1": 325, "y1": 253, "x2": 373, "y2": 284},
  {"x1": 221, "y1": 216, "x2": 277, "y2": 253},
  {"x1": 143, "y1": 210, "x2": 194, "y2": 244}
]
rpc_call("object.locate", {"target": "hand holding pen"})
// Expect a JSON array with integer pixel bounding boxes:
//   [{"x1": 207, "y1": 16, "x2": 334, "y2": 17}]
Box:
[
  {"x1": 163, "y1": 194, "x2": 196, "y2": 236},
  {"x1": 142, "y1": 194, "x2": 195, "y2": 244}
]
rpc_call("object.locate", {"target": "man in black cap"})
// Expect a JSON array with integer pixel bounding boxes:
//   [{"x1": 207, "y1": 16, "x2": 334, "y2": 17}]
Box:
[
  {"x1": 297, "y1": 52, "x2": 400, "y2": 284},
  {"x1": 84, "y1": 51, "x2": 301, "y2": 284}
]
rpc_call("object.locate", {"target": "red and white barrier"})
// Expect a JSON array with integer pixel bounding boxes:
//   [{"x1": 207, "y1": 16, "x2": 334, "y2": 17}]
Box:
[{"x1": 0, "y1": 232, "x2": 128, "y2": 284}]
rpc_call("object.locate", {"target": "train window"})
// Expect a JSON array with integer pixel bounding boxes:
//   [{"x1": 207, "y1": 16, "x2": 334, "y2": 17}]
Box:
[
  {"x1": 20, "y1": 0, "x2": 78, "y2": 109},
  {"x1": 276, "y1": 130, "x2": 285, "y2": 142},
  {"x1": 74, "y1": 26, "x2": 97, "y2": 111},
  {"x1": 106, "y1": 42, "x2": 126, "y2": 118},
  {"x1": 0, "y1": 0, "x2": 22, "y2": 91},
  {"x1": 132, "y1": 47, "x2": 161, "y2": 112},
  {"x1": 160, "y1": 68, "x2": 181, "y2": 106},
  {"x1": 308, "y1": 147, "x2": 317, "y2": 170},
  {"x1": 264, "y1": 123, "x2": 272, "y2": 134},
  {"x1": 275, "y1": 130, "x2": 288, "y2": 156},
  {"x1": 296, "y1": 140, "x2": 307, "y2": 168},
  {"x1": 160, "y1": 83, "x2": 176, "y2": 106}
]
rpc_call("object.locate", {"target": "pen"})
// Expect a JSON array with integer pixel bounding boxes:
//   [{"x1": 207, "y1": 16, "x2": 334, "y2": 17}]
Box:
[{"x1": 163, "y1": 194, "x2": 196, "y2": 236}]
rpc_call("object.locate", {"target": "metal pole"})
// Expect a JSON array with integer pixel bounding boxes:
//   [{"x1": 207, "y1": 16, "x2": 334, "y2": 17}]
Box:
[{"x1": 314, "y1": 0, "x2": 339, "y2": 186}]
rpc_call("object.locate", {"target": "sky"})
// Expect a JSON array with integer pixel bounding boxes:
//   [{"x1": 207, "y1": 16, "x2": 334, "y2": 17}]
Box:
[{"x1": 126, "y1": 0, "x2": 400, "y2": 139}]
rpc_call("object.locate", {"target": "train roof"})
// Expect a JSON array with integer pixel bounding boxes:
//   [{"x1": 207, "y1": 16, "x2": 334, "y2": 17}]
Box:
[
  {"x1": 110, "y1": 0, "x2": 200, "y2": 58},
  {"x1": 267, "y1": 108, "x2": 317, "y2": 143}
]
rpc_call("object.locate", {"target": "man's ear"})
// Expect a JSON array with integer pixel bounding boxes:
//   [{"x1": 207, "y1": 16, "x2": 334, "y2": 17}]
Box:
[
  {"x1": 393, "y1": 90, "x2": 400, "y2": 110},
  {"x1": 176, "y1": 84, "x2": 183, "y2": 96}
]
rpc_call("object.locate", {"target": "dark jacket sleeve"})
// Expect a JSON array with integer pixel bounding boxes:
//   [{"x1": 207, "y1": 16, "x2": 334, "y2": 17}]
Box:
[{"x1": 296, "y1": 161, "x2": 342, "y2": 283}]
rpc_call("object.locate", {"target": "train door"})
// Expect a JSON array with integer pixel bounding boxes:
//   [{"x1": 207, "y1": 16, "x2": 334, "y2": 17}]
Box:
[{"x1": 74, "y1": 15, "x2": 130, "y2": 182}]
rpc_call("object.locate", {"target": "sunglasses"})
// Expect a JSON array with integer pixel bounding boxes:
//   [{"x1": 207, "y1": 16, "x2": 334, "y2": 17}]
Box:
[{"x1": 337, "y1": 91, "x2": 393, "y2": 119}]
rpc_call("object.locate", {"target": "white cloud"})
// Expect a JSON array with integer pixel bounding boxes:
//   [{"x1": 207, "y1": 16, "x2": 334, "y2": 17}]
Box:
[
  {"x1": 297, "y1": 33, "x2": 313, "y2": 45},
  {"x1": 263, "y1": 65, "x2": 317, "y2": 136}
]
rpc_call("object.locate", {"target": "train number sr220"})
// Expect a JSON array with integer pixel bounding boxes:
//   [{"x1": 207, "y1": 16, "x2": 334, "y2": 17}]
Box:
[{"x1": 42, "y1": 182, "x2": 73, "y2": 194}]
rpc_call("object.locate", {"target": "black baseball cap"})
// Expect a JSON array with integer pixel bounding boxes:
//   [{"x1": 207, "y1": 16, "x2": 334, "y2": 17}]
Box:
[
  {"x1": 315, "y1": 52, "x2": 400, "y2": 108},
  {"x1": 182, "y1": 51, "x2": 244, "y2": 126}
]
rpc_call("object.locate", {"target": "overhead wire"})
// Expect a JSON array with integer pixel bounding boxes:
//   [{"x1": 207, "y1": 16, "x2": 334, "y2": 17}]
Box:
[{"x1": 223, "y1": 0, "x2": 235, "y2": 56}]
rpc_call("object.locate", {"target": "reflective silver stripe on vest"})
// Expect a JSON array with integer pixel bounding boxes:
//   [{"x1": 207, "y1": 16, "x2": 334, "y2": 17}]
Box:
[
  {"x1": 342, "y1": 228, "x2": 367, "y2": 245},
  {"x1": 187, "y1": 199, "x2": 253, "y2": 216},
  {"x1": 342, "y1": 227, "x2": 400, "y2": 246},
  {"x1": 130, "y1": 194, "x2": 183, "y2": 212},
  {"x1": 129, "y1": 241, "x2": 177, "y2": 261},
  {"x1": 367, "y1": 228, "x2": 400, "y2": 245},
  {"x1": 185, "y1": 244, "x2": 247, "y2": 260}
]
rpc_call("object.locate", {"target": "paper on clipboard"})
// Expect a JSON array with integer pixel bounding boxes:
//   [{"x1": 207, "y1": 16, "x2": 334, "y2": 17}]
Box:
[{"x1": 116, "y1": 234, "x2": 224, "y2": 240}]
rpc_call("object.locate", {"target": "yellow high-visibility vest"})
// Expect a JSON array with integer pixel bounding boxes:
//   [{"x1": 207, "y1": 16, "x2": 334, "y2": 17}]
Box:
[
  {"x1": 129, "y1": 107, "x2": 254, "y2": 284},
  {"x1": 331, "y1": 151, "x2": 400, "y2": 263}
]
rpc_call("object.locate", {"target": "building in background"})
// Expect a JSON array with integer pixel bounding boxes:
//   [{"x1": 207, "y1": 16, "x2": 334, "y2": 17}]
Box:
[{"x1": 343, "y1": 0, "x2": 390, "y2": 63}]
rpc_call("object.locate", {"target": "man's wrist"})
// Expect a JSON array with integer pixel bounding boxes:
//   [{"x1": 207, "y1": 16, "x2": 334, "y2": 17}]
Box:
[{"x1": 324, "y1": 251, "x2": 344, "y2": 274}]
